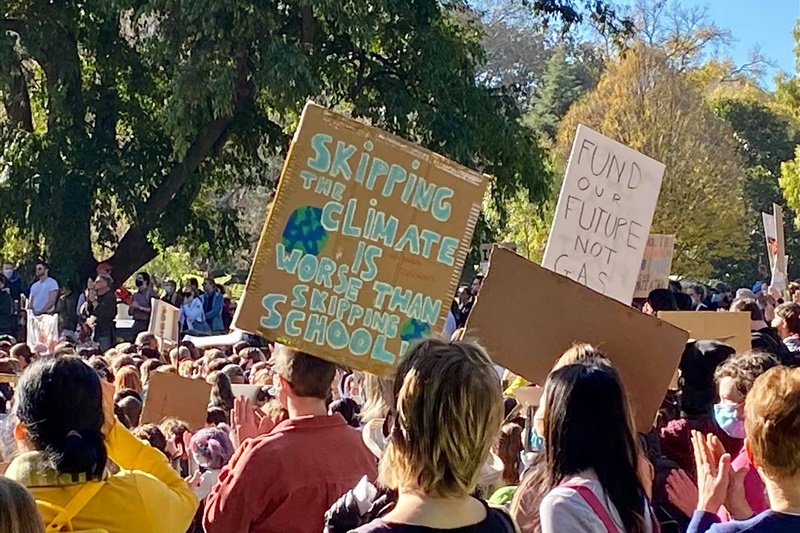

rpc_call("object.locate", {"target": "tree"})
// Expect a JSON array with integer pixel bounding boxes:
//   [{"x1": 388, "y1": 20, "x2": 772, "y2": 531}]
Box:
[
  {"x1": 2, "y1": 1, "x2": 582, "y2": 285},
  {"x1": 712, "y1": 98, "x2": 800, "y2": 286},
  {"x1": 556, "y1": 46, "x2": 747, "y2": 279}
]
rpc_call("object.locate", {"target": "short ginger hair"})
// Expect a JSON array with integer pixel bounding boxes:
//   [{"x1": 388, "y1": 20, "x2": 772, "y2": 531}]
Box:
[{"x1": 745, "y1": 366, "x2": 800, "y2": 478}]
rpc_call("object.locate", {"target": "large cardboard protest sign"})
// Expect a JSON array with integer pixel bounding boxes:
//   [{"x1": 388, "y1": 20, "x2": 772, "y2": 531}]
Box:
[
  {"x1": 141, "y1": 372, "x2": 211, "y2": 431},
  {"x1": 234, "y1": 103, "x2": 487, "y2": 375},
  {"x1": 27, "y1": 313, "x2": 59, "y2": 353},
  {"x1": 542, "y1": 125, "x2": 666, "y2": 305},
  {"x1": 148, "y1": 298, "x2": 180, "y2": 343},
  {"x1": 658, "y1": 311, "x2": 751, "y2": 355},
  {"x1": 633, "y1": 235, "x2": 675, "y2": 299},
  {"x1": 467, "y1": 247, "x2": 688, "y2": 431}
]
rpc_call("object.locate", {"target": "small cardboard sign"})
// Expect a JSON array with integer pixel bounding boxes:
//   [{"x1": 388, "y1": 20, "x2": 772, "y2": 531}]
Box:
[
  {"x1": 141, "y1": 372, "x2": 211, "y2": 431},
  {"x1": 231, "y1": 384, "x2": 262, "y2": 403},
  {"x1": 542, "y1": 125, "x2": 666, "y2": 305},
  {"x1": 480, "y1": 242, "x2": 517, "y2": 275},
  {"x1": 657, "y1": 311, "x2": 751, "y2": 354},
  {"x1": 148, "y1": 298, "x2": 180, "y2": 343},
  {"x1": 634, "y1": 235, "x2": 675, "y2": 299},
  {"x1": 466, "y1": 247, "x2": 688, "y2": 432},
  {"x1": 514, "y1": 386, "x2": 544, "y2": 407},
  {"x1": 234, "y1": 102, "x2": 487, "y2": 375}
]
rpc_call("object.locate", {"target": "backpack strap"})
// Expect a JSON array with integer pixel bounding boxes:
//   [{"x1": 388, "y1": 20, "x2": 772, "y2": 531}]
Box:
[
  {"x1": 37, "y1": 481, "x2": 105, "y2": 532},
  {"x1": 560, "y1": 482, "x2": 618, "y2": 533}
]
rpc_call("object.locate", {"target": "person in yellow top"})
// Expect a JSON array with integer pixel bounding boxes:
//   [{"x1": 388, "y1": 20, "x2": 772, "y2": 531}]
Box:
[{"x1": 5, "y1": 355, "x2": 198, "y2": 532}]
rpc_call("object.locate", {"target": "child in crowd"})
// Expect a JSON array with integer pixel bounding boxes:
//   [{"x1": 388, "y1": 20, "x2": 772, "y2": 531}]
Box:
[{"x1": 188, "y1": 424, "x2": 235, "y2": 500}]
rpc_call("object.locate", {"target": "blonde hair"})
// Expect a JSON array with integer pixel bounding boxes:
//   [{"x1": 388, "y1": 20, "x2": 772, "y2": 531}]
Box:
[
  {"x1": 360, "y1": 373, "x2": 394, "y2": 423},
  {"x1": 553, "y1": 343, "x2": 609, "y2": 371},
  {"x1": 0, "y1": 477, "x2": 45, "y2": 533},
  {"x1": 380, "y1": 339, "x2": 503, "y2": 498},
  {"x1": 745, "y1": 366, "x2": 800, "y2": 479}
]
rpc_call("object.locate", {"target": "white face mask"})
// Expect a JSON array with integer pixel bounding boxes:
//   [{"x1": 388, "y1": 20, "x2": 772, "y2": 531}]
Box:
[{"x1": 2, "y1": 269, "x2": 12, "y2": 279}]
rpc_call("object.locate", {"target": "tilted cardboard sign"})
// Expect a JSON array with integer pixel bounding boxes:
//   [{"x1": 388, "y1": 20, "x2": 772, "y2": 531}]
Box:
[
  {"x1": 633, "y1": 234, "x2": 676, "y2": 299},
  {"x1": 657, "y1": 311, "x2": 751, "y2": 355},
  {"x1": 466, "y1": 247, "x2": 688, "y2": 432},
  {"x1": 141, "y1": 372, "x2": 211, "y2": 431},
  {"x1": 514, "y1": 386, "x2": 544, "y2": 408},
  {"x1": 542, "y1": 125, "x2": 666, "y2": 305},
  {"x1": 148, "y1": 298, "x2": 180, "y2": 343},
  {"x1": 234, "y1": 102, "x2": 487, "y2": 375}
]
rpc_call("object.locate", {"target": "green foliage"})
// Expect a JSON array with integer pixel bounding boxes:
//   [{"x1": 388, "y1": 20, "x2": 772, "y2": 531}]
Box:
[{"x1": 2, "y1": 0, "x2": 568, "y2": 284}]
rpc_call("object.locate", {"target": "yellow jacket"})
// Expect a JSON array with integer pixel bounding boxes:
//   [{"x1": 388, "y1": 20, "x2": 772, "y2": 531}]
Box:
[{"x1": 6, "y1": 421, "x2": 198, "y2": 533}]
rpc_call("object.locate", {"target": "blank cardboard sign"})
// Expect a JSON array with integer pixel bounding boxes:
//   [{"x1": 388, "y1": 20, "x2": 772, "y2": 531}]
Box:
[
  {"x1": 466, "y1": 247, "x2": 688, "y2": 432},
  {"x1": 658, "y1": 311, "x2": 751, "y2": 355},
  {"x1": 141, "y1": 373, "x2": 212, "y2": 431}
]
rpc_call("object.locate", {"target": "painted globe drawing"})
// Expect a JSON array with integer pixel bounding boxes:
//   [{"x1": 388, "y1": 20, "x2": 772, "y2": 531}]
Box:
[
  {"x1": 281, "y1": 206, "x2": 329, "y2": 256},
  {"x1": 400, "y1": 319, "x2": 430, "y2": 342}
]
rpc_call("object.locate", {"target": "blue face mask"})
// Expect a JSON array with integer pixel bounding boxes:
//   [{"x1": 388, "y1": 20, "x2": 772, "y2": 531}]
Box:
[{"x1": 714, "y1": 403, "x2": 746, "y2": 439}]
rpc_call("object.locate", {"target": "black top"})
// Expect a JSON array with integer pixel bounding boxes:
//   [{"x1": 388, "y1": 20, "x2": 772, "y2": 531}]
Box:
[
  {"x1": 352, "y1": 502, "x2": 516, "y2": 533},
  {"x1": 90, "y1": 290, "x2": 117, "y2": 337}
]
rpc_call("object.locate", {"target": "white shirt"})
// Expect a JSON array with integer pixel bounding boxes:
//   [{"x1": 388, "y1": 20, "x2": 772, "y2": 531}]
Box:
[
  {"x1": 180, "y1": 298, "x2": 205, "y2": 328},
  {"x1": 30, "y1": 276, "x2": 59, "y2": 315},
  {"x1": 539, "y1": 471, "x2": 655, "y2": 533},
  {"x1": 443, "y1": 310, "x2": 457, "y2": 341}
]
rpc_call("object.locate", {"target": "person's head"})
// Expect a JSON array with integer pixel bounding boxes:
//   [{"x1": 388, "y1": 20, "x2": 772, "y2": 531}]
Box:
[
  {"x1": 730, "y1": 298, "x2": 766, "y2": 326},
  {"x1": 13, "y1": 356, "x2": 107, "y2": 479},
  {"x1": 187, "y1": 277, "x2": 199, "y2": 290},
  {"x1": 772, "y1": 302, "x2": 800, "y2": 339},
  {"x1": 178, "y1": 359, "x2": 195, "y2": 378},
  {"x1": 688, "y1": 284, "x2": 706, "y2": 306},
  {"x1": 117, "y1": 395, "x2": 143, "y2": 427},
  {"x1": 132, "y1": 423, "x2": 167, "y2": 454},
  {"x1": 496, "y1": 422, "x2": 524, "y2": 486},
  {"x1": 159, "y1": 418, "x2": 190, "y2": 461},
  {"x1": 328, "y1": 398, "x2": 361, "y2": 427},
  {"x1": 470, "y1": 275, "x2": 484, "y2": 296},
  {"x1": 135, "y1": 271, "x2": 151, "y2": 288},
  {"x1": 0, "y1": 477, "x2": 45, "y2": 533},
  {"x1": 140, "y1": 359, "x2": 163, "y2": 388},
  {"x1": 34, "y1": 261, "x2": 49, "y2": 281},
  {"x1": 114, "y1": 365, "x2": 143, "y2": 394},
  {"x1": 790, "y1": 282, "x2": 800, "y2": 304},
  {"x1": 543, "y1": 363, "x2": 647, "y2": 533},
  {"x1": 360, "y1": 373, "x2": 394, "y2": 423},
  {"x1": 94, "y1": 274, "x2": 113, "y2": 296},
  {"x1": 182, "y1": 288, "x2": 197, "y2": 302},
  {"x1": 271, "y1": 344, "x2": 336, "y2": 407},
  {"x1": 553, "y1": 343, "x2": 609, "y2": 371},
  {"x1": 643, "y1": 288, "x2": 678, "y2": 315},
  {"x1": 10, "y1": 343, "x2": 33, "y2": 370},
  {"x1": 678, "y1": 340, "x2": 735, "y2": 416},
  {"x1": 2, "y1": 261, "x2": 15, "y2": 279},
  {"x1": 221, "y1": 363, "x2": 246, "y2": 385},
  {"x1": 189, "y1": 424, "x2": 235, "y2": 471},
  {"x1": 239, "y1": 347, "x2": 265, "y2": 371},
  {"x1": 202, "y1": 277, "x2": 216, "y2": 294},
  {"x1": 110, "y1": 354, "x2": 135, "y2": 374},
  {"x1": 713, "y1": 351, "x2": 780, "y2": 439},
  {"x1": 136, "y1": 332, "x2": 159, "y2": 351},
  {"x1": 163, "y1": 279, "x2": 177, "y2": 296},
  {"x1": 380, "y1": 339, "x2": 502, "y2": 498},
  {"x1": 208, "y1": 371, "x2": 235, "y2": 413},
  {"x1": 206, "y1": 406, "x2": 229, "y2": 426},
  {"x1": 457, "y1": 285, "x2": 471, "y2": 305},
  {"x1": 745, "y1": 366, "x2": 800, "y2": 483}
]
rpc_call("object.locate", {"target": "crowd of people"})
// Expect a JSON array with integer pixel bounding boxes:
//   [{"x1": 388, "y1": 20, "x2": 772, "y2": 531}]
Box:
[
  {"x1": 0, "y1": 259, "x2": 235, "y2": 349},
  {"x1": 0, "y1": 256, "x2": 798, "y2": 533}
]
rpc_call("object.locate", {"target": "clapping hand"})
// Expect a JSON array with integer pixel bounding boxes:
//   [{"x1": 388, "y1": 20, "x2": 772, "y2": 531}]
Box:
[
  {"x1": 692, "y1": 430, "x2": 732, "y2": 513},
  {"x1": 230, "y1": 396, "x2": 274, "y2": 448},
  {"x1": 666, "y1": 469, "x2": 699, "y2": 518}
]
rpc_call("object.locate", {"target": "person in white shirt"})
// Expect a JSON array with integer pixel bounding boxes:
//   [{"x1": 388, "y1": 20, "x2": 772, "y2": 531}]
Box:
[
  {"x1": 28, "y1": 261, "x2": 59, "y2": 316},
  {"x1": 180, "y1": 288, "x2": 209, "y2": 332},
  {"x1": 539, "y1": 360, "x2": 657, "y2": 533}
]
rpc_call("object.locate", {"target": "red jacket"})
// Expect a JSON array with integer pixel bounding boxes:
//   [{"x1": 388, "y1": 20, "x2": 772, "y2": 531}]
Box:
[{"x1": 204, "y1": 413, "x2": 378, "y2": 533}]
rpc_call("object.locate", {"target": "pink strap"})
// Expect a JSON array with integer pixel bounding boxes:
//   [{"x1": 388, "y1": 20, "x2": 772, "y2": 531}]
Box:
[
  {"x1": 561, "y1": 482, "x2": 661, "y2": 533},
  {"x1": 561, "y1": 483, "x2": 618, "y2": 533}
]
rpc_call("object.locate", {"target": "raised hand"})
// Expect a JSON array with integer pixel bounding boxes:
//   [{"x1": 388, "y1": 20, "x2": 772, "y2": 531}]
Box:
[
  {"x1": 692, "y1": 430, "x2": 732, "y2": 513},
  {"x1": 666, "y1": 469, "x2": 699, "y2": 517}
]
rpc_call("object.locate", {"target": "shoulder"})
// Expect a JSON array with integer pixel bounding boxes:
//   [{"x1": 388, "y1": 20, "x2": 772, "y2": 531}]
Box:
[
  {"x1": 351, "y1": 520, "x2": 396, "y2": 532},
  {"x1": 45, "y1": 278, "x2": 59, "y2": 289}
]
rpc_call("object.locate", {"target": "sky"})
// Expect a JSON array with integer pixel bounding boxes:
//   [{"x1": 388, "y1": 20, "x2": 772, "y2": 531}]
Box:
[{"x1": 685, "y1": 0, "x2": 798, "y2": 85}]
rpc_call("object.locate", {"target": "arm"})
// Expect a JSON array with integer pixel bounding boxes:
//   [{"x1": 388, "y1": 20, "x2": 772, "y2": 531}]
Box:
[
  {"x1": 687, "y1": 511, "x2": 721, "y2": 533},
  {"x1": 44, "y1": 289, "x2": 59, "y2": 314},
  {"x1": 105, "y1": 421, "x2": 199, "y2": 531}
]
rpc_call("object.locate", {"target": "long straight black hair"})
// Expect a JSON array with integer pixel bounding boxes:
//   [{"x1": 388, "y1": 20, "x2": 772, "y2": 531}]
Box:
[
  {"x1": 544, "y1": 363, "x2": 647, "y2": 533},
  {"x1": 16, "y1": 356, "x2": 107, "y2": 480}
]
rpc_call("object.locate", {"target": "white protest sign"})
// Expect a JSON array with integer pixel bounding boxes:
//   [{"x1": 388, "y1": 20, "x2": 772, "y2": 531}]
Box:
[
  {"x1": 633, "y1": 234, "x2": 675, "y2": 299},
  {"x1": 479, "y1": 242, "x2": 517, "y2": 275},
  {"x1": 542, "y1": 125, "x2": 665, "y2": 304}
]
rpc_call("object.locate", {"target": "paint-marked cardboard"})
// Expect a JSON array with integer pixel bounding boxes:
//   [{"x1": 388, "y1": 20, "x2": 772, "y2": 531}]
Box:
[
  {"x1": 657, "y1": 311, "x2": 751, "y2": 355},
  {"x1": 467, "y1": 247, "x2": 688, "y2": 432},
  {"x1": 141, "y1": 372, "x2": 211, "y2": 431}
]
